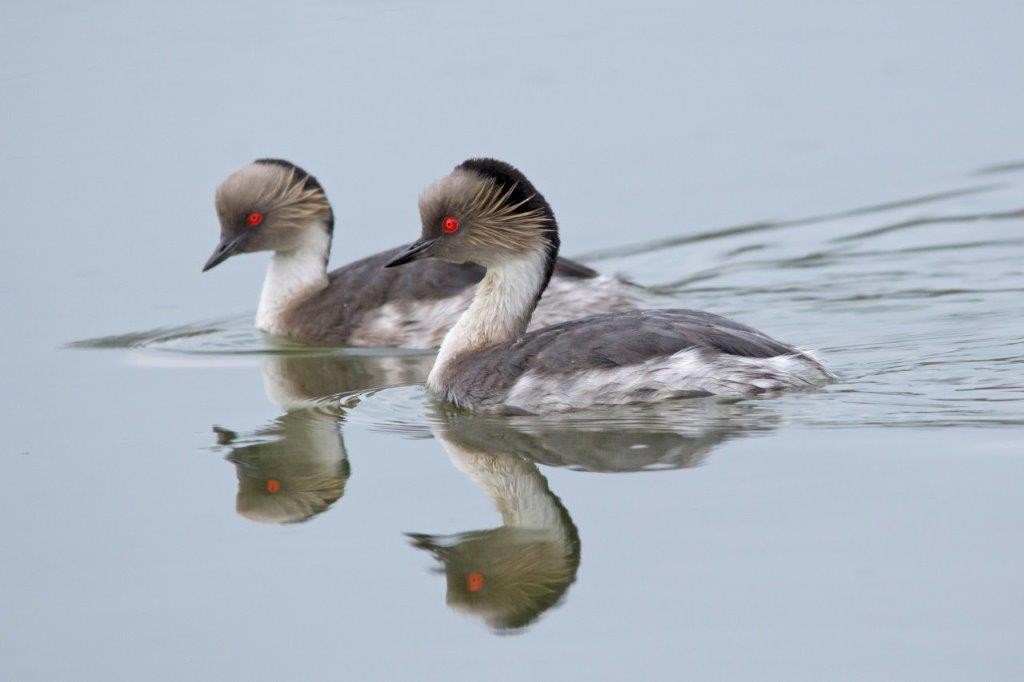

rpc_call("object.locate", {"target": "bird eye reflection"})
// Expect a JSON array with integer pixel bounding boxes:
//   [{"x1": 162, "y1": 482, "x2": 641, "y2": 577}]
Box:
[
  {"x1": 214, "y1": 408, "x2": 350, "y2": 524},
  {"x1": 407, "y1": 446, "x2": 580, "y2": 633},
  {"x1": 210, "y1": 351, "x2": 433, "y2": 524},
  {"x1": 408, "y1": 397, "x2": 779, "y2": 632},
  {"x1": 206, "y1": 351, "x2": 781, "y2": 630}
]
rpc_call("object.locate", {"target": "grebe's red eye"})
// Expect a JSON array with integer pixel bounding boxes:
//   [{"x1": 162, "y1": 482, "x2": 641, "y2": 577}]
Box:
[
  {"x1": 246, "y1": 212, "x2": 264, "y2": 227},
  {"x1": 441, "y1": 215, "x2": 459, "y2": 234}
]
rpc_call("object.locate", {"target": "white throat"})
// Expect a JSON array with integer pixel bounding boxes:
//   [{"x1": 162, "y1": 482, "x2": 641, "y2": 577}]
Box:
[
  {"x1": 428, "y1": 249, "x2": 548, "y2": 390},
  {"x1": 256, "y1": 226, "x2": 331, "y2": 334}
]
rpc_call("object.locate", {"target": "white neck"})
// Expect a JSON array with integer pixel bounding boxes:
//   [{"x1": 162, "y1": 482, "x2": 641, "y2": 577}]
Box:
[
  {"x1": 428, "y1": 250, "x2": 548, "y2": 390},
  {"x1": 255, "y1": 226, "x2": 331, "y2": 334}
]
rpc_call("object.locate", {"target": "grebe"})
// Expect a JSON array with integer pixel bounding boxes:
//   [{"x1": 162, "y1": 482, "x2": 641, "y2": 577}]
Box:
[
  {"x1": 385, "y1": 158, "x2": 834, "y2": 413},
  {"x1": 204, "y1": 159, "x2": 638, "y2": 347}
]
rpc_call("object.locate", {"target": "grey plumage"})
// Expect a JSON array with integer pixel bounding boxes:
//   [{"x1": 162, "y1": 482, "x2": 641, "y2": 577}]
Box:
[
  {"x1": 278, "y1": 245, "x2": 605, "y2": 345},
  {"x1": 392, "y1": 157, "x2": 834, "y2": 412},
  {"x1": 433, "y1": 309, "x2": 829, "y2": 411},
  {"x1": 206, "y1": 159, "x2": 636, "y2": 346}
]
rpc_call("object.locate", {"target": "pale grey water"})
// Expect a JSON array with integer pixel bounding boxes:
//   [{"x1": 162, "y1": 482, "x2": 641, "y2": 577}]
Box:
[{"x1": 2, "y1": 1, "x2": 1023, "y2": 680}]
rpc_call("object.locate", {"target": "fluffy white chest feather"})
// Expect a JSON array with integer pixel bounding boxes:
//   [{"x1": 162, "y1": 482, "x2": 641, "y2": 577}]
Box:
[
  {"x1": 428, "y1": 251, "x2": 548, "y2": 392},
  {"x1": 255, "y1": 230, "x2": 330, "y2": 335}
]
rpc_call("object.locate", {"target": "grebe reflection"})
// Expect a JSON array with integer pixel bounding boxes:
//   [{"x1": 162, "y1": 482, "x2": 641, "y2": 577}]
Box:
[
  {"x1": 408, "y1": 399, "x2": 778, "y2": 631},
  {"x1": 212, "y1": 352, "x2": 432, "y2": 524}
]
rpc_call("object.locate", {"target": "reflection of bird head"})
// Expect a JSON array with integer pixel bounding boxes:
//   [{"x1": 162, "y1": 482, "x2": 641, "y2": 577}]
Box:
[
  {"x1": 216, "y1": 407, "x2": 350, "y2": 525},
  {"x1": 410, "y1": 430, "x2": 580, "y2": 633},
  {"x1": 409, "y1": 523, "x2": 579, "y2": 632},
  {"x1": 218, "y1": 351, "x2": 433, "y2": 524}
]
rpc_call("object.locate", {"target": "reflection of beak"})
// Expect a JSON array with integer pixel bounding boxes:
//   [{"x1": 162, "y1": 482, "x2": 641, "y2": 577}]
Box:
[
  {"x1": 384, "y1": 238, "x2": 437, "y2": 268},
  {"x1": 202, "y1": 234, "x2": 248, "y2": 272}
]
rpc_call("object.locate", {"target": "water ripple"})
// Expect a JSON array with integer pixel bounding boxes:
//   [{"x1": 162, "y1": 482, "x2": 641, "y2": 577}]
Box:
[{"x1": 68, "y1": 167, "x2": 1024, "y2": 431}]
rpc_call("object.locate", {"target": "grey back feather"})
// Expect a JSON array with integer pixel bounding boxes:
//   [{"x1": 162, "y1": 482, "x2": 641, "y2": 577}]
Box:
[{"x1": 439, "y1": 309, "x2": 813, "y2": 407}]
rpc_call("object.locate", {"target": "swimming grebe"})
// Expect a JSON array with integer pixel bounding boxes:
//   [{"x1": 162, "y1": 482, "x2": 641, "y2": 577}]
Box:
[
  {"x1": 385, "y1": 158, "x2": 834, "y2": 413},
  {"x1": 204, "y1": 159, "x2": 638, "y2": 347}
]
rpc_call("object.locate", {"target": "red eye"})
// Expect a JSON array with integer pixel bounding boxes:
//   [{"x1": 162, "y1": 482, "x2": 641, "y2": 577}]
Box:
[
  {"x1": 246, "y1": 212, "x2": 264, "y2": 227},
  {"x1": 441, "y1": 215, "x2": 459, "y2": 233}
]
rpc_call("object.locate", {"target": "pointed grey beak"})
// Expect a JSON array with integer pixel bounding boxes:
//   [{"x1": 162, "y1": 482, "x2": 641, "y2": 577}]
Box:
[
  {"x1": 384, "y1": 238, "x2": 437, "y2": 268},
  {"x1": 202, "y1": 234, "x2": 248, "y2": 272}
]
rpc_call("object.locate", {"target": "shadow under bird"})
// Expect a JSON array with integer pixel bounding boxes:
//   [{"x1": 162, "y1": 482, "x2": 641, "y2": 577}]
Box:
[
  {"x1": 385, "y1": 158, "x2": 835, "y2": 413},
  {"x1": 203, "y1": 159, "x2": 639, "y2": 347}
]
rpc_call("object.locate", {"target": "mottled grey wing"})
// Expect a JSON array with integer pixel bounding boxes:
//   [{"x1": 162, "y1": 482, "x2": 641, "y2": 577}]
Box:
[
  {"x1": 528, "y1": 309, "x2": 797, "y2": 367},
  {"x1": 449, "y1": 309, "x2": 801, "y2": 399},
  {"x1": 285, "y1": 248, "x2": 600, "y2": 343},
  {"x1": 323, "y1": 248, "x2": 600, "y2": 316},
  {"x1": 283, "y1": 248, "x2": 485, "y2": 342}
]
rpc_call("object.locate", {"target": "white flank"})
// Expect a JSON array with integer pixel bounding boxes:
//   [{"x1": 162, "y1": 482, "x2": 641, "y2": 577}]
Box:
[
  {"x1": 528, "y1": 274, "x2": 638, "y2": 328},
  {"x1": 347, "y1": 289, "x2": 474, "y2": 348},
  {"x1": 503, "y1": 348, "x2": 834, "y2": 413}
]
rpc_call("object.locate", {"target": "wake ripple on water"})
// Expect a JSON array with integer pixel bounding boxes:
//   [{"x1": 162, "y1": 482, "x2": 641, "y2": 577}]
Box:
[
  {"x1": 587, "y1": 171, "x2": 1024, "y2": 429},
  {"x1": 69, "y1": 164, "x2": 1024, "y2": 431}
]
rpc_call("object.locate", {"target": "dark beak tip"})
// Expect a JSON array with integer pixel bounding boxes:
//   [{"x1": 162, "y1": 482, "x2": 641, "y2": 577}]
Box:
[
  {"x1": 202, "y1": 253, "x2": 226, "y2": 272},
  {"x1": 384, "y1": 239, "x2": 436, "y2": 269},
  {"x1": 202, "y1": 234, "x2": 247, "y2": 273},
  {"x1": 383, "y1": 253, "x2": 414, "y2": 268}
]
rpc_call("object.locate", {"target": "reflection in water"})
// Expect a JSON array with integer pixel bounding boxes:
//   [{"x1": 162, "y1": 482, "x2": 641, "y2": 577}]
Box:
[
  {"x1": 430, "y1": 399, "x2": 779, "y2": 472},
  {"x1": 409, "y1": 425, "x2": 580, "y2": 633},
  {"x1": 409, "y1": 400, "x2": 778, "y2": 632},
  {"x1": 257, "y1": 351, "x2": 434, "y2": 406},
  {"x1": 69, "y1": 169, "x2": 1024, "y2": 430},
  {"x1": 211, "y1": 352, "x2": 433, "y2": 524},
  {"x1": 213, "y1": 409, "x2": 349, "y2": 524}
]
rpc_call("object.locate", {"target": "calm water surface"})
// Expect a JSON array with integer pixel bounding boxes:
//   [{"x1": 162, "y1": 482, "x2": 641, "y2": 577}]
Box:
[{"x1": 2, "y1": 2, "x2": 1023, "y2": 680}]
